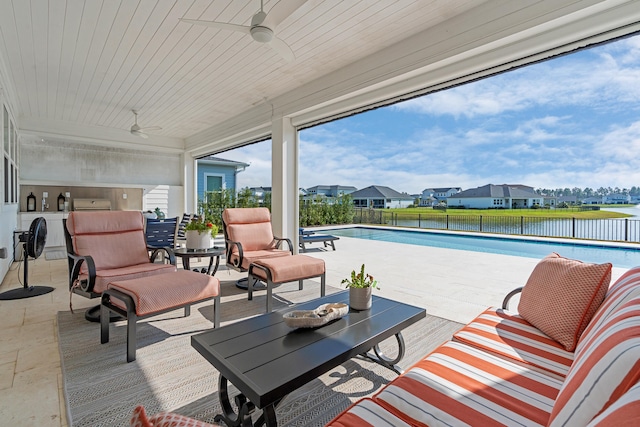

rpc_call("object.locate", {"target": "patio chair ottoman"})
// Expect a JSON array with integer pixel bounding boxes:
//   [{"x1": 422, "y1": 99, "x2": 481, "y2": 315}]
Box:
[
  {"x1": 247, "y1": 255, "x2": 326, "y2": 313},
  {"x1": 100, "y1": 270, "x2": 220, "y2": 362}
]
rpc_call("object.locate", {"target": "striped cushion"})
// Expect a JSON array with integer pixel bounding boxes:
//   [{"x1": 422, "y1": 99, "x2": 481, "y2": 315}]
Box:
[
  {"x1": 453, "y1": 307, "x2": 574, "y2": 377},
  {"x1": 374, "y1": 341, "x2": 563, "y2": 427},
  {"x1": 548, "y1": 297, "x2": 640, "y2": 426},
  {"x1": 518, "y1": 253, "x2": 611, "y2": 351},
  {"x1": 586, "y1": 381, "x2": 640, "y2": 426},
  {"x1": 326, "y1": 398, "x2": 412, "y2": 427},
  {"x1": 576, "y1": 266, "x2": 640, "y2": 355}
]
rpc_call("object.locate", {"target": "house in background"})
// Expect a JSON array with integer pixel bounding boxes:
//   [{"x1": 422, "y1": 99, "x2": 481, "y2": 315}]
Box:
[
  {"x1": 558, "y1": 196, "x2": 579, "y2": 206},
  {"x1": 420, "y1": 187, "x2": 462, "y2": 206},
  {"x1": 196, "y1": 156, "x2": 249, "y2": 200},
  {"x1": 302, "y1": 185, "x2": 357, "y2": 204},
  {"x1": 448, "y1": 184, "x2": 544, "y2": 209},
  {"x1": 604, "y1": 193, "x2": 631, "y2": 204},
  {"x1": 351, "y1": 185, "x2": 414, "y2": 209},
  {"x1": 305, "y1": 185, "x2": 357, "y2": 198},
  {"x1": 583, "y1": 196, "x2": 604, "y2": 205},
  {"x1": 249, "y1": 186, "x2": 272, "y2": 205}
]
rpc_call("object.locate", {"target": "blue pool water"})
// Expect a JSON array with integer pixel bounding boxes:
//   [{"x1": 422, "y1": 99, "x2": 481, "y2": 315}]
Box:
[{"x1": 325, "y1": 227, "x2": 640, "y2": 268}]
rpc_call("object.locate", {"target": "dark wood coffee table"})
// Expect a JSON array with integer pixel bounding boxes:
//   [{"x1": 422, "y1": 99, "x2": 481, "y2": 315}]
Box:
[
  {"x1": 191, "y1": 291, "x2": 426, "y2": 427},
  {"x1": 174, "y1": 247, "x2": 224, "y2": 276}
]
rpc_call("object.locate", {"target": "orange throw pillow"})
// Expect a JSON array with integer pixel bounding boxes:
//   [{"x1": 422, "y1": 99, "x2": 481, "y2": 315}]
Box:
[{"x1": 518, "y1": 253, "x2": 611, "y2": 351}]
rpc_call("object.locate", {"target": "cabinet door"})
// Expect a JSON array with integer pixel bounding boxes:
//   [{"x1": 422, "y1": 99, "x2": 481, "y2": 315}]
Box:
[
  {"x1": 45, "y1": 218, "x2": 65, "y2": 248},
  {"x1": 19, "y1": 214, "x2": 66, "y2": 248}
]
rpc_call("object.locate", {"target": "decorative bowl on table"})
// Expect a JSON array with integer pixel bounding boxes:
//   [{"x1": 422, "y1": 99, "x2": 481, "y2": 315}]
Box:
[{"x1": 283, "y1": 303, "x2": 349, "y2": 328}]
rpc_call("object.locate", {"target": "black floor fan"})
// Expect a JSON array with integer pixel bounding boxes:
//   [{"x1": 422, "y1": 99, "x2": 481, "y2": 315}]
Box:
[{"x1": 0, "y1": 217, "x2": 54, "y2": 300}]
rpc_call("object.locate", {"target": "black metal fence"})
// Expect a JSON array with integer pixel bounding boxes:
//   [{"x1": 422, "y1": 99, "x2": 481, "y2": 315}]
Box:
[{"x1": 353, "y1": 208, "x2": 640, "y2": 243}]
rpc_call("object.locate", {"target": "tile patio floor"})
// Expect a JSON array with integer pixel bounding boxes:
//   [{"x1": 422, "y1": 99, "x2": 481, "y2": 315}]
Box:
[{"x1": 0, "y1": 235, "x2": 629, "y2": 426}]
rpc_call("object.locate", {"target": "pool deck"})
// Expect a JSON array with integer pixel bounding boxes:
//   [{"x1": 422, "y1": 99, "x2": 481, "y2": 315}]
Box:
[{"x1": 302, "y1": 233, "x2": 629, "y2": 323}]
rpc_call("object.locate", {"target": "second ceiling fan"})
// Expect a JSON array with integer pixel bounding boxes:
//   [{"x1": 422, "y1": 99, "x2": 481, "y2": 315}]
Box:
[
  {"x1": 180, "y1": 0, "x2": 306, "y2": 63},
  {"x1": 130, "y1": 110, "x2": 161, "y2": 139}
]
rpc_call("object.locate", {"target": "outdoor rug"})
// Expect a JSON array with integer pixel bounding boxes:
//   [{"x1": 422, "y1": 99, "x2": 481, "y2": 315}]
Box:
[{"x1": 58, "y1": 279, "x2": 463, "y2": 426}]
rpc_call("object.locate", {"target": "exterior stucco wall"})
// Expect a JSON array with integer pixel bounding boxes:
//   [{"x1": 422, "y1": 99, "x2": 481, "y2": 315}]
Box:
[{"x1": 20, "y1": 138, "x2": 181, "y2": 186}]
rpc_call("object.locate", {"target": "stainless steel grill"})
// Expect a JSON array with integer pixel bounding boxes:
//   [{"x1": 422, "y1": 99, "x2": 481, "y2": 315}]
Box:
[{"x1": 73, "y1": 199, "x2": 112, "y2": 211}]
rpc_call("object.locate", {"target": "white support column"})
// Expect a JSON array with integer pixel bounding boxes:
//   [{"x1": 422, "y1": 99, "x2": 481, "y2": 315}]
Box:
[
  {"x1": 183, "y1": 152, "x2": 197, "y2": 214},
  {"x1": 271, "y1": 116, "x2": 299, "y2": 253}
]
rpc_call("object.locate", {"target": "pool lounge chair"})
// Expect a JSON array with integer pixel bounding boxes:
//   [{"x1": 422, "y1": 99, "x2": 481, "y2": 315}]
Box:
[{"x1": 299, "y1": 228, "x2": 339, "y2": 252}]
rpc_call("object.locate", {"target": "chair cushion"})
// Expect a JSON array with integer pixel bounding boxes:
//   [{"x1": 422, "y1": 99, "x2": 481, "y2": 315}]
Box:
[
  {"x1": 518, "y1": 252, "x2": 611, "y2": 351},
  {"x1": 227, "y1": 222, "x2": 274, "y2": 251},
  {"x1": 108, "y1": 270, "x2": 219, "y2": 316},
  {"x1": 82, "y1": 263, "x2": 176, "y2": 294},
  {"x1": 576, "y1": 266, "x2": 640, "y2": 355},
  {"x1": 251, "y1": 255, "x2": 325, "y2": 283},
  {"x1": 326, "y1": 398, "x2": 412, "y2": 427},
  {"x1": 586, "y1": 381, "x2": 640, "y2": 426},
  {"x1": 548, "y1": 297, "x2": 640, "y2": 426},
  {"x1": 67, "y1": 210, "x2": 145, "y2": 234},
  {"x1": 222, "y1": 207, "x2": 271, "y2": 225},
  {"x1": 223, "y1": 208, "x2": 275, "y2": 252},
  {"x1": 67, "y1": 211, "x2": 151, "y2": 272},
  {"x1": 229, "y1": 249, "x2": 291, "y2": 270},
  {"x1": 373, "y1": 340, "x2": 562, "y2": 426},
  {"x1": 453, "y1": 307, "x2": 574, "y2": 377},
  {"x1": 130, "y1": 405, "x2": 216, "y2": 427}
]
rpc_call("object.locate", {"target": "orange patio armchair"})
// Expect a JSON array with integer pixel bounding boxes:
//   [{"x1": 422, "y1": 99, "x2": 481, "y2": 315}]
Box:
[
  {"x1": 64, "y1": 210, "x2": 177, "y2": 321},
  {"x1": 221, "y1": 207, "x2": 293, "y2": 287}
]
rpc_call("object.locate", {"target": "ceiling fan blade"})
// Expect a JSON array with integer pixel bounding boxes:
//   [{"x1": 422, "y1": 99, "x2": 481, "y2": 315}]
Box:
[
  {"x1": 179, "y1": 18, "x2": 251, "y2": 34},
  {"x1": 264, "y1": 0, "x2": 307, "y2": 29},
  {"x1": 269, "y1": 37, "x2": 295, "y2": 62},
  {"x1": 132, "y1": 130, "x2": 149, "y2": 139}
]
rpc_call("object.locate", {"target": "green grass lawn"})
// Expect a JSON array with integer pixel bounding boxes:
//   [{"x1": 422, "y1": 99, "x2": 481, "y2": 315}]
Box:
[{"x1": 378, "y1": 207, "x2": 633, "y2": 219}]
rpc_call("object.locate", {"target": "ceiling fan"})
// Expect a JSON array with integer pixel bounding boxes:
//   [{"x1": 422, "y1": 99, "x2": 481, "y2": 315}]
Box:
[
  {"x1": 130, "y1": 110, "x2": 161, "y2": 139},
  {"x1": 179, "y1": 0, "x2": 306, "y2": 63}
]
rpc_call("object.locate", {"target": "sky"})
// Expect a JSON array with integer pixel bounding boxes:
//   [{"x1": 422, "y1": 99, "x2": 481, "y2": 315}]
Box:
[{"x1": 224, "y1": 34, "x2": 640, "y2": 195}]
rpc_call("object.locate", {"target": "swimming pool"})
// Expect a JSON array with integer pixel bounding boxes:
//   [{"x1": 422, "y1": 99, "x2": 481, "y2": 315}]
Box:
[{"x1": 325, "y1": 227, "x2": 640, "y2": 268}]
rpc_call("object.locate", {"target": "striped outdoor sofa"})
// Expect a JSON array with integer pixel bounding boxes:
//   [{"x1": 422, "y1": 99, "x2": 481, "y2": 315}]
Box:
[{"x1": 328, "y1": 254, "x2": 640, "y2": 426}]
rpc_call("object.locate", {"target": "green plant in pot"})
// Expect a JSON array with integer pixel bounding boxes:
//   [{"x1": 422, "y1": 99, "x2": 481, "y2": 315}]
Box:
[
  {"x1": 184, "y1": 217, "x2": 219, "y2": 250},
  {"x1": 342, "y1": 264, "x2": 379, "y2": 310}
]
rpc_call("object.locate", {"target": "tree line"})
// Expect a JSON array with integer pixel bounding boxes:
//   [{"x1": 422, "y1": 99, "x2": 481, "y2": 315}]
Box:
[
  {"x1": 534, "y1": 186, "x2": 640, "y2": 198},
  {"x1": 198, "y1": 188, "x2": 354, "y2": 229}
]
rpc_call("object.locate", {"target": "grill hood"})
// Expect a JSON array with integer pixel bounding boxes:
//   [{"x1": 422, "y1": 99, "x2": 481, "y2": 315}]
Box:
[{"x1": 73, "y1": 199, "x2": 112, "y2": 211}]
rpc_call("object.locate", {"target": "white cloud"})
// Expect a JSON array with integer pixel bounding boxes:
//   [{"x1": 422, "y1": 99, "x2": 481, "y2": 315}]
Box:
[
  {"x1": 217, "y1": 35, "x2": 640, "y2": 195},
  {"x1": 394, "y1": 40, "x2": 640, "y2": 118}
]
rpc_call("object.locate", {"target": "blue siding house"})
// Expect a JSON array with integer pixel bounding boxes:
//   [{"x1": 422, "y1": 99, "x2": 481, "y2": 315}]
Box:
[{"x1": 196, "y1": 156, "x2": 249, "y2": 200}]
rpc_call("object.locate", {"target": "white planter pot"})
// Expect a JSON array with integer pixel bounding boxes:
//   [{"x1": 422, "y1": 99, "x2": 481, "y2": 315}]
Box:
[
  {"x1": 349, "y1": 287, "x2": 372, "y2": 310},
  {"x1": 185, "y1": 230, "x2": 212, "y2": 250}
]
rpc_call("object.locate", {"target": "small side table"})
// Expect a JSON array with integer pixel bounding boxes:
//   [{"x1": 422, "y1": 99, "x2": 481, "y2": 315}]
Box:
[{"x1": 173, "y1": 247, "x2": 225, "y2": 276}]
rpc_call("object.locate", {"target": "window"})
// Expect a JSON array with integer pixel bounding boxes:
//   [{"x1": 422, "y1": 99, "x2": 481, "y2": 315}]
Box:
[
  {"x1": 205, "y1": 174, "x2": 224, "y2": 192},
  {"x1": 3, "y1": 105, "x2": 18, "y2": 205}
]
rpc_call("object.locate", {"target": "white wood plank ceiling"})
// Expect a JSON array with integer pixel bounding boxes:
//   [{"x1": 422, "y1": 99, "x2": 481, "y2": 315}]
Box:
[
  {"x1": 1, "y1": 0, "x2": 639, "y2": 153},
  {"x1": 0, "y1": 0, "x2": 481, "y2": 147}
]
